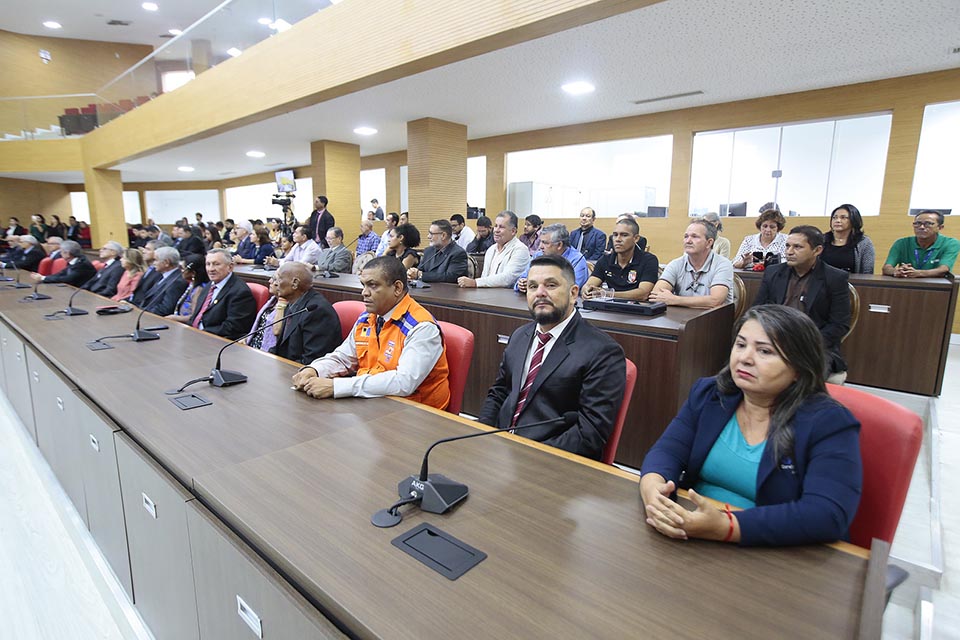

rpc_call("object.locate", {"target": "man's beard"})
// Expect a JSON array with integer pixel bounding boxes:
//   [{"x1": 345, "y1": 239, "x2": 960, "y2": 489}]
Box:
[{"x1": 531, "y1": 300, "x2": 565, "y2": 325}]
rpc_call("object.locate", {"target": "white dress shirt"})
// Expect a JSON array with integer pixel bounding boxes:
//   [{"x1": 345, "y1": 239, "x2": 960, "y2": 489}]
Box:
[
  {"x1": 282, "y1": 238, "x2": 322, "y2": 266},
  {"x1": 520, "y1": 309, "x2": 576, "y2": 383},
  {"x1": 454, "y1": 226, "x2": 475, "y2": 251},
  {"x1": 477, "y1": 236, "x2": 530, "y2": 288},
  {"x1": 375, "y1": 228, "x2": 392, "y2": 257},
  {"x1": 305, "y1": 299, "x2": 443, "y2": 399}
]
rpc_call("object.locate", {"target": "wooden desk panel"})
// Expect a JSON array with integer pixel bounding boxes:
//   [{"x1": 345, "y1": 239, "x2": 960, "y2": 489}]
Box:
[{"x1": 737, "y1": 271, "x2": 958, "y2": 395}]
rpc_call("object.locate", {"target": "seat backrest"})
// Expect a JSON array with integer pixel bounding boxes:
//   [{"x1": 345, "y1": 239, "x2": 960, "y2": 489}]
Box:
[
  {"x1": 602, "y1": 358, "x2": 637, "y2": 465},
  {"x1": 64, "y1": 107, "x2": 80, "y2": 116},
  {"x1": 37, "y1": 257, "x2": 54, "y2": 276},
  {"x1": 437, "y1": 321, "x2": 474, "y2": 415},
  {"x1": 92, "y1": 260, "x2": 105, "y2": 271},
  {"x1": 826, "y1": 384, "x2": 923, "y2": 548},
  {"x1": 465, "y1": 255, "x2": 479, "y2": 279},
  {"x1": 842, "y1": 282, "x2": 860, "y2": 343},
  {"x1": 732, "y1": 273, "x2": 746, "y2": 321},
  {"x1": 332, "y1": 300, "x2": 366, "y2": 340},
  {"x1": 50, "y1": 257, "x2": 68, "y2": 274},
  {"x1": 353, "y1": 251, "x2": 375, "y2": 275},
  {"x1": 247, "y1": 282, "x2": 271, "y2": 311}
]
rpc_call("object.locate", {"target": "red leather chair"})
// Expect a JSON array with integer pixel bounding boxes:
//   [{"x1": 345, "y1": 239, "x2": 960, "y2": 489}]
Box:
[
  {"x1": 50, "y1": 258, "x2": 68, "y2": 274},
  {"x1": 247, "y1": 282, "x2": 271, "y2": 311},
  {"x1": 92, "y1": 260, "x2": 105, "y2": 271},
  {"x1": 437, "y1": 321, "x2": 474, "y2": 415},
  {"x1": 602, "y1": 358, "x2": 637, "y2": 465},
  {"x1": 333, "y1": 300, "x2": 366, "y2": 340},
  {"x1": 37, "y1": 257, "x2": 54, "y2": 276},
  {"x1": 826, "y1": 384, "x2": 923, "y2": 548}
]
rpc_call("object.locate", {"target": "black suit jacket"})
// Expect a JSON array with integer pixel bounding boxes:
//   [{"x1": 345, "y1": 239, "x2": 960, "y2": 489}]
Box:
[
  {"x1": 7, "y1": 246, "x2": 44, "y2": 272},
  {"x1": 271, "y1": 290, "x2": 341, "y2": 365},
  {"x1": 83, "y1": 259, "x2": 125, "y2": 297},
  {"x1": 142, "y1": 271, "x2": 189, "y2": 317},
  {"x1": 45, "y1": 256, "x2": 97, "y2": 287},
  {"x1": 178, "y1": 235, "x2": 206, "y2": 258},
  {"x1": 130, "y1": 266, "x2": 162, "y2": 305},
  {"x1": 418, "y1": 243, "x2": 468, "y2": 283},
  {"x1": 478, "y1": 311, "x2": 626, "y2": 460},
  {"x1": 753, "y1": 259, "x2": 851, "y2": 372},
  {"x1": 188, "y1": 273, "x2": 257, "y2": 340},
  {"x1": 306, "y1": 209, "x2": 335, "y2": 249}
]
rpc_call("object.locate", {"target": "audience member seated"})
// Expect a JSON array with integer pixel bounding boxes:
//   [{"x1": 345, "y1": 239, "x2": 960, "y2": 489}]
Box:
[
  {"x1": 450, "y1": 213, "x2": 475, "y2": 251},
  {"x1": 48, "y1": 215, "x2": 67, "y2": 243},
  {"x1": 2, "y1": 235, "x2": 45, "y2": 272},
  {"x1": 110, "y1": 249, "x2": 145, "y2": 302},
  {"x1": 66, "y1": 216, "x2": 81, "y2": 243},
  {"x1": 515, "y1": 224, "x2": 589, "y2": 291},
  {"x1": 821, "y1": 204, "x2": 875, "y2": 274},
  {"x1": 292, "y1": 257, "x2": 451, "y2": 409},
  {"x1": 233, "y1": 228, "x2": 275, "y2": 266},
  {"x1": 247, "y1": 275, "x2": 284, "y2": 354},
  {"x1": 384, "y1": 223, "x2": 421, "y2": 271},
  {"x1": 78, "y1": 221, "x2": 92, "y2": 248},
  {"x1": 604, "y1": 214, "x2": 648, "y2": 254},
  {"x1": 466, "y1": 215, "x2": 495, "y2": 254},
  {"x1": 139, "y1": 247, "x2": 188, "y2": 316},
  {"x1": 43, "y1": 236, "x2": 63, "y2": 260},
  {"x1": 270, "y1": 262, "x2": 341, "y2": 364},
  {"x1": 356, "y1": 220, "x2": 380, "y2": 257},
  {"x1": 145, "y1": 224, "x2": 172, "y2": 246},
  {"x1": 188, "y1": 249, "x2": 257, "y2": 340},
  {"x1": 569, "y1": 207, "x2": 606, "y2": 261},
  {"x1": 702, "y1": 212, "x2": 730, "y2": 258},
  {"x1": 408, "y1": 219, "x2": 468, "y2": 283},
  {"x1": 32, "y1": 240, "x2": 95, "y2": 287},
  {"x1": 29, "y1": 214, "x2": 49, "y2": 243},
  {"x1": 882, "y1": 209, "x2": 959, "y2": 278},
  {"x1": 732, "y1": 207, "x2": 788, "y2": 269},
  {"x1": 458, "y1": 210, "x2": 529, "y2": 288},
  {"x1": 203, "y1": 224, "x2": 223, "y2": 251},
  {"x1": 480, "y1": 254, "x2": 625, "y2": 459},
  {"x1": 2, "y1": 217, "x2": 27, "y2": 241},
  {"x1": 232, "y1": 222, "x2": 256, "y2": 260},
  {"x1": 267, "y1": 218, "x2": 283, "y2": 245},
  {"x1": 375, "y1": 212, "x2": 399, "y2": 256},
  {"x1": 316, "y1": 227, "x2": 353, "y2": 273},
  {"x1": 129, "y1": 241, "x2": 161, "y2": 304},
  {"x1": 582, "y1": 217, "x2": 658, "y2": 301},
  {"x1": 519, "y1": 214, "x2": 543, "y2": 255},
  {"x1": 267, "y1": 225, "x2": 320, "y2": 268},
  {"x1": 752, "y1": 226, "x2": 850, "y2": 381},
  {"x1": 82, "y1": 241, "x2": 126, "y2": 297},
  {"x1": 649, "y1": 219, "x2": 734, "y2": 308},
  {"x1": 167, "y1": 254, "x2": 209, "y2": 321},
  {"x1": 639, "y1": 305, "x2": 862, "y2": 546},
  {"x1": 221, "y1": 219, "x2": 236, "y2": 246}
]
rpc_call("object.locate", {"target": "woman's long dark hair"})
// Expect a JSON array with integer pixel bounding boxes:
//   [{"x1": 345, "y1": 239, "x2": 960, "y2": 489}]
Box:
[
  {"x1": 826, "y1": 203, "x2": 864, "y2": 246},
  {"x1": 716, "y1": 305, "x2": 829, "y2": 462}
]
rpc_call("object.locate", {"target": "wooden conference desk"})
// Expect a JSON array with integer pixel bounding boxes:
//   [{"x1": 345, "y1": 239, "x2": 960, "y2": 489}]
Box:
[
  {"x1": 237, "y1": 268, "x2": 733, "y2": 468},
  {"x1": 0, "y1": 284, "x2": 873, "y2": 639},
  {"x1": 737, "y1": 270, "x2": 959, "y2": 396}
]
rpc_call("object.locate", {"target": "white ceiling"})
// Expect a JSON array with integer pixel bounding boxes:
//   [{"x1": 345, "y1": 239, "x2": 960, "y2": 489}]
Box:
[{"x1": 3, "y1": 0, "x2": 960, "y2": 184}]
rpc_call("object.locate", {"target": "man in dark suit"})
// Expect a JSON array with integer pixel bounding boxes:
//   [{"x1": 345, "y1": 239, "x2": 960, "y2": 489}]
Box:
[
  {"x1": 32, "y1": 240, "x2": 96, "y2": 287},
  {"x1": 178, "y1": 224, "x2": 206, "y2": 258},
  {"x1": 139, "y1": 246, "x2": 188, "y2": 316},
  {"x1": 82, "y1": 241, "x2": 125, "y2": 297},
  {"x1": 305, "y1": 195, "x2": 335, "y2": 249},
  {"x1": 479, "y1": 254, "x2": 626, "y2": 460},
  {"x1": 753, "y1": 225, "x2": 851, "y2": 379},
  {"x1": 188, "y1": 249, "x2": 257, "y2": 340},
  {"x1": 2, "y1": 235, "x2": 45, "y2": 272},
  {"x1": 408, "y1": 219, "x2": 468, "y2": 283},
  {"x1": 270, "y1": 262, "x2": 340, "y2": 364}
]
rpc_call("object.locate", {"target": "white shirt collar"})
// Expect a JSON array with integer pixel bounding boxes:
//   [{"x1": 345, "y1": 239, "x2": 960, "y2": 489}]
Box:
[{"x1": 536, "y1": 308, "x2": 577, "y2": 340}]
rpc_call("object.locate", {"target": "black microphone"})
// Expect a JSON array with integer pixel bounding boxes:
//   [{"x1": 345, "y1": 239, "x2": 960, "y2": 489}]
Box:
[
  {"x1": 0, "y1": 261, "x2": 12, "y2": 282},
  {"x1": 132, "y1": 306, "x2": 160, "y2": 342},
  {"x1": 9, "y1": 261, "x2": 31, "y2": 289},
  {"x1": 165, "y1": 302, "x2": 318, "y2": 394},
  {"x1": 23, "y1": 280, "x2": 51, "y2": 301},
  {"x1": 63, "y1": 286, "x2": 89, "y2": 316},
  {"x1": 371, "y1": 412, "x2": 579, "y2": 528}
]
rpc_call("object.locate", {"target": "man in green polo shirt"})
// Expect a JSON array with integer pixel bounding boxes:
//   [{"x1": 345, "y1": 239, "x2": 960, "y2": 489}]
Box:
[{"x1": 883, "y1": 210, "x2": 959, "y2": 278}]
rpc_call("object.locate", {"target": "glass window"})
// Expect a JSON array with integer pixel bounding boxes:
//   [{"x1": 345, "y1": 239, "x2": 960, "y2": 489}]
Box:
[
  {"x1": 69, "y1": 190, "x2": 143, "y2": 224},
  {"x1": 399, "y1": 165, "x2": 408, "y2": 213},
  {"x1": 360, "y1": 168, "x2": 386, "y2": 220},
  {"x1": 778, "y1": 120, "x2": 833, "y2": 216},
  {"x1": 145, "y1": 189, "x2": 220, "y2": 224},
  {"x1": 223, "y1": 178, "x2": 312, "y2": 223},
  {"x1": 728, "y1": 127, "x2": 780, "y2": 215},
  {"x1": 910, "y1": 100, "x2": 960, "y2": 216},
  {"x1": 506, "y1": 135, "x2": 673, "y2": 218},
  {"x1": 689, "y1": 132, "x2": 733, "y2": 216},
  {"x1": 467, "y1": 156, "x2": 486, "y2": 210}
]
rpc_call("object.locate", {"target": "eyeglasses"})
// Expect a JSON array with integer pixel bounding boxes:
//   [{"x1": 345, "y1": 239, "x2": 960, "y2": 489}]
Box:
[
  {"x1": 913, "y1": 221, "x2": 938, "y2": 228},
  {"x1": 832, "y1": 215, "x2": 850, "y2": 221}
]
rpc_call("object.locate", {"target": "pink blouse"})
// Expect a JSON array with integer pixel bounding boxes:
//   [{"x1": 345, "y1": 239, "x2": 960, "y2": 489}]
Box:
[{"x1": 111, "y1": 271, "x2": 143, "y2": 301}]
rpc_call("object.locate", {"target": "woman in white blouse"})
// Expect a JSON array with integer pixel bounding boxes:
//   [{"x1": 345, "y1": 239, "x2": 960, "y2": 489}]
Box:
[{"x1": 732, "y1": 208, "x2": 788, "y2": 269}]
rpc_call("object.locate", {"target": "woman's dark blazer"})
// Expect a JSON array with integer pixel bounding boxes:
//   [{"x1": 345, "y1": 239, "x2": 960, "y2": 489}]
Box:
[{"x1": 641, "y1": 377, "x2": 862, "y2": 546}]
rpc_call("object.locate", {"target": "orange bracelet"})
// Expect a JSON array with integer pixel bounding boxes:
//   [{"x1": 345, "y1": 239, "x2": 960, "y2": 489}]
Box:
[{"x1": 723, "y1": 503, "x2": 735, "y2": 542}]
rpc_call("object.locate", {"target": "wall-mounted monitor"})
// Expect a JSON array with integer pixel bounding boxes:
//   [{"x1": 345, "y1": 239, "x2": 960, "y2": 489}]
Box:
[
  {"x1": 275, "y1": 170, "x2": 296, "y2": 193},
  {"x1": 646, "y1": 206, "x2": 667, "y2": 218},
  {"x1": 720, "y1": 202, "x2": 748, "y2": 217}
]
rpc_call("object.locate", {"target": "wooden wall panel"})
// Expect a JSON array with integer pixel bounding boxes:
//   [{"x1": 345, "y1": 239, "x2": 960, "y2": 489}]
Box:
[
  {"x1": 82, "y1": 167, "x2": 126, "y2": 247},
  {"x1": 0, "y1": 177, "x2": 72, "y2": 219},
  {"x1": 0, "y1": 139, "x2": 82, "y2": 172},
  {"x1": 407, "y1": 118, "x2": 467, "y2": 228},
  {"x1": 304, "y1": 140, "x2": 360, "y2": 229}
]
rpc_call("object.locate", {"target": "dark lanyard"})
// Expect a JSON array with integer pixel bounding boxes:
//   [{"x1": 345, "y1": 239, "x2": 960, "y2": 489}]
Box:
[{"x1": 914, "y1": 247, "x2": 935, "y2": 266}]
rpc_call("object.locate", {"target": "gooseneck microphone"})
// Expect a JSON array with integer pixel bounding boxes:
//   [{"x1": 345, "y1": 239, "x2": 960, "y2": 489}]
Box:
[
  {"x1": 22, "y1": 280, "x2": 51, "y2": 301},
  {"x1": 63, "y1": 286, "x2": 89, "y2": 315},
  {"x1": 132, "y1": 306, "x2": 160, "y2": 342},
  {"x1": 9, "y1": 262, "x2": 31, "y2": 289},
  {"x1": 371, "y1": 412, "x2": 579, "y2": 528},
  {"x1": 165, "y1": 302, "x2": 318, "y2": 395}
]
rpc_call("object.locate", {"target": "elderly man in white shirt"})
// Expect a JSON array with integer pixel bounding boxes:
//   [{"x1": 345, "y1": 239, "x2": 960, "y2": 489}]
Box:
[
  {"x1": 457, "y1": 211, "x2": 530, "y2": 288},
  {"x1": 266, "y1": 225, "x2": 321, "y2": 267}
]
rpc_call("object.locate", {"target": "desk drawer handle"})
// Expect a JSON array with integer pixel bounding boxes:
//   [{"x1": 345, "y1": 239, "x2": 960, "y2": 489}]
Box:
[
  {"x1": 236, "y1": 595, "x2": 263, "y2": 638},
  {"x1": 497, "y1": 334, "x2": 509, "y2": 345},
  {"x1": 89, "y1": 434, "x2": 100, "y2": 452},
  {"x1": 56, "y1": 397, "x2": 64, "y2": 411},
  {"x1": 868, "y1": 304, "x2": 891, "y2": 314},
  {"x1": 32, "y1": 371, "x2": 39, "y2": 383},
  {"x1": 141, "y1": 492, "x2": 157, "y2": 519}
]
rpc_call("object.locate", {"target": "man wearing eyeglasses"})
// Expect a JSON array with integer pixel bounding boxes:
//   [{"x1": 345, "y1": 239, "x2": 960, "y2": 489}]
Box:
[
  {"x1": 648, "y1": 220, "x2": 733, "y2": 308},
  {"x1": 883, "y1": 210, "x2": 959, "y2": 278}
]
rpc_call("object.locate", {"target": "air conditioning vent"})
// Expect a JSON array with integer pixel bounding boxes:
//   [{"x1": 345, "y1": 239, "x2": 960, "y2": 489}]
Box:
[
  {"x1": 107, "y1": 19, "x2": 132, "y2": 26},
  {"x1": 631, "y1": 90, "x2": 703, "y2": 105},
  {"x1": 264, "y1": 162, "x2": 286, "y2": 167},
  {"x1": 159, "y1": 34, "x2": 174, "y2": 38}
]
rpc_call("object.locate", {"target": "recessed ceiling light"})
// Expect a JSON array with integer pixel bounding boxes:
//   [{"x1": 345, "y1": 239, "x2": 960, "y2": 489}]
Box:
[
  {"x1": 353, "y1": 126, "x2": 377, "y2": 136},
  {"x1": 177, "y1": 166, "x2": 195, "y2": 172},
  {"x1": 561, "y1": 81, "x2": 595, "y2": 96},
  {"x1": 245, "y1": 150, "x2": 266, "y2": 158},
  {"x1": 142, "y1": 2, "x2": 159, "y2": 11},
  {"x1": 257, "y1": 17, "x2": 272, "y2": 25},
  {"x1": 270, "y1": 19, "x2": 291, "y2": 32},
  {"x1": 226, "y1": 47, "x2": 242, "y2": 57},
  {"x1": 42, "y1": 21, "x2": 62, "y2": 29},
  {"x1": 168, "y1": 28, "x2": 182, "y2": 35}
]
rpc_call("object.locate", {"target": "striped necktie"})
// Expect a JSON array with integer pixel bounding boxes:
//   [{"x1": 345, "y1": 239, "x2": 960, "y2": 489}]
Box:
[{"x1": 511, "y1": 332, "x2": 552, "y2": 428}]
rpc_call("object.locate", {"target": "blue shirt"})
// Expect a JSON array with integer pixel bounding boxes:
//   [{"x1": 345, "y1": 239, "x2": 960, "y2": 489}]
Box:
[
  {"x1": 356, "y1": 231, "x2": 380, "y2": 256},
  {"x1": 514, "y1": 246, "x2": 590, "y2": 290},
  {"x1": 693, "y1": 413, "x2": 764, "y2": 509}
]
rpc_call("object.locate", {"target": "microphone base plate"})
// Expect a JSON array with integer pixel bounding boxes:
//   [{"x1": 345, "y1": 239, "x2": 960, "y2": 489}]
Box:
[
  {"x1": 131, "y1": 330, "x2": 160, "y2": 342},
  {"x1": 370, "y1": 508, "x2": 403, "y2": 528},
  {"x1": 64, "y1": 307, "x2": 89, "y2": 316},
  {"x1": 211, "y1": 369, "x2": 247, "y2": 387},
  {"x1": 398, "y1": 474, "x2": 468, "y2": 515},
  {"x1": 10, "y1": 283, "x2": 31, "y2": 289}
]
